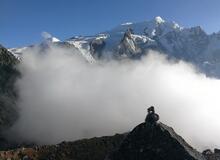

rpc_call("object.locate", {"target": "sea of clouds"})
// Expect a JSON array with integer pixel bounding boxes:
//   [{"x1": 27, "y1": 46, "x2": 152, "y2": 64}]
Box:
[{"x1": 8, "y1": 46, "x2": 220, "y2": 151}]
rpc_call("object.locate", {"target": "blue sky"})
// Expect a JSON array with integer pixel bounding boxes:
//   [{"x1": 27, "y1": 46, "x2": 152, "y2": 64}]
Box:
[{"x1": 1, "y1": 0, "x2": 220, "y2": 48}]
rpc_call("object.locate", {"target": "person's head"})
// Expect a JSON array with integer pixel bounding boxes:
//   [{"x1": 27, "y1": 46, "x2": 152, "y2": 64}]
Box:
[{"x1": 148, "y1": 106, "x2": 155, "y2": 113}]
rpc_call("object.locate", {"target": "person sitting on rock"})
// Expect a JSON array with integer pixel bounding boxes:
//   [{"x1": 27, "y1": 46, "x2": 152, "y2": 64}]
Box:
[{"x1": 145, "y1": 106, "x2": 159, "y2": 125}]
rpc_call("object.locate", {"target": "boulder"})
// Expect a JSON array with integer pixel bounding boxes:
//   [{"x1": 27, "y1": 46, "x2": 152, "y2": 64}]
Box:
[{"x1": 107, "y1": 122, "x2": 206, "y2": 160}]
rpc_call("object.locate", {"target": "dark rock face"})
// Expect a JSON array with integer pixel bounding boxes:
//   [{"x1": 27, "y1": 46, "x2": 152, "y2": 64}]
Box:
[
  {"x1": 0, "y1": 45, "x2": 19, "y2": 129},
  {"x1": 203, "y1": 149, "x2": 220, "y2": 160},
  {"x1": 90, "y1": 38, "x2": 106, "y2": 58},
  {"x1": 0, "y1": 45, "x2": 18, "y2": 66},
  {"x1": 0, "y1": 45, "x2": 20, "y2": 150},
  {"x1": 107, "y1": 122, "x2": 205, "y2": 160},
  {"x1": 118, "y1": 28, "x2": 141, "y2": 58},
  {"x1": 215, "y1": 149, "x2": 220, "y2": 154}
]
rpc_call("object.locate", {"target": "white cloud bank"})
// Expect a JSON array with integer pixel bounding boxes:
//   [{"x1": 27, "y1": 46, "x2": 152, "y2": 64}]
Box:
[{"x1": 9, "y1": 47, "x2": 220, "y2": 151}]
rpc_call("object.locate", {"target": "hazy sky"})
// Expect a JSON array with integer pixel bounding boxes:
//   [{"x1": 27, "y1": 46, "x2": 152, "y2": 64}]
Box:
[{"x1": 1, "y1": 0, "x2": 220, "y2": 47}]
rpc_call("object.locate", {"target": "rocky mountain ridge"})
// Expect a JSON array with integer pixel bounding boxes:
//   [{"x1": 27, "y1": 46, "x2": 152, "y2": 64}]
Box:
[
  {"x1": 0, "y1": 121, "x2": 219, "y2": 160},
  {"x1": 0, "y1": 45, "x2": 19, "y2": 131},
  {"x1": 8, "y1": 16, "x2": 220, "y2": 77}
]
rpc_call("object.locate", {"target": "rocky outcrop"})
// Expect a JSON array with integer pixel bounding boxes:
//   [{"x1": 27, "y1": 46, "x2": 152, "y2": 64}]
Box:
[
  {"x1": 0, "y1": 120, "x2": 211, "y2": 160},
  {"x1": 203, "y1": 149, "x2": 220, "y2": 160},
  {"x1": 90, "y1": 38, "x2": 106, "y2": 58},
  {"x1": 0, "y1": 134, "x2": 126, "y2": 160},
  {"x1": 107, "y1": 122, "x2": 205, "y2": 160},
  {"x1": 107, "y1": 107, "x2": 205, "y2": 160},
  {"x1": 118, "y1": 28, "x2": 141, "y2": 58},
  {"x1": 0, "y1": 106, "x2": 218, "y2": 160},
  {"x1": 0, "y1": 45, "x2": 18, "y2": 66}
]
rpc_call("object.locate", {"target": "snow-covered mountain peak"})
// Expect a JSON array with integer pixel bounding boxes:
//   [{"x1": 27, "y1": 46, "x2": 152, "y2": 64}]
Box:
[
  {"x1": 150, "y1": 16, "x2": 182, "y2": 31},
  {"x1": 172, "y1": 21, "x2": 182, "y2": 30},
  {"x1": 106, "y1": 17, "x2": 182, "y2": 40},
  {"x1": 46, "y1": 37, "x2": 60, "y2": 43},
  {"x1": 154, "y1": 16, "x2": 165, "y2": 24},
  {"x1": 8, "y1": 17, "x2": 220, "y2": 77},
  {"x1": 41, "y1": 31, "x2": 60, "y2": 43},
  {"x1": 121, "y1": 22, "x2": 133, "y2": 26}
]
